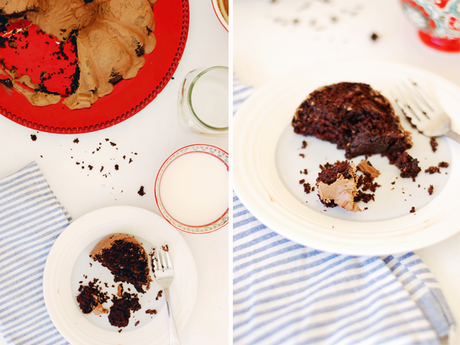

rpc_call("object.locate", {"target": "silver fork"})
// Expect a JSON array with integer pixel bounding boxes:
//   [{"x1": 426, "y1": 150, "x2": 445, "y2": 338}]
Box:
[
  {"x1": 392, "y1": 80, "x2": 460, "y2": 143},
  {"x1": 153, "y1": 245, "x2": 181, "y2": 345}
]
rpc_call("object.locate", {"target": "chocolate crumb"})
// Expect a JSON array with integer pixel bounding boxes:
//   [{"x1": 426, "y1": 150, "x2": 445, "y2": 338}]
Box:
[
  {"x1": 299, "y1": 179, "x2": 305, "y2": 184},
  {"x1": 430, "y1": 137, "x2": 438, "y2": 152},
  {"x1": 438, "y1": 161, "x2": 449, "y2": 168},
  {"x1": 410, "y1": 206, "x2": 416, "y2": 213},
  {"x1": 115, "y1": 164, "x2": 119, "y2": 171},
  {"x1": 371, "y1": 33, "x2": 379, "y2": 41},
  {"x1": 146, "y1": 309, "x2": 157, "y2": 315},
  {"x1": 73, "y1": 138, "x2": 79, "y2": 144},
  {"x1": 299, "y1": 153, "x2": 305, "y2": 158},
  {"x1": 138, "y1": 186, "x2": 146, "y2": 196},
  {"x1": 31, "y1": 134, "x2": 37, "y2": 141},
  {"x1": 301, "y1": 140, "x2": 307, "y2": 149},
  {"x1": 428, "y1": 185, "x2": 434, "y2": 195},
  {"x1": 425, "y1": 166, "x2": 440, "y2": 174}
]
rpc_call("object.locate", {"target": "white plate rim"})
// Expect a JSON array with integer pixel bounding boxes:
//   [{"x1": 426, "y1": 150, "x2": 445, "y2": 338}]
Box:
[
  {"x1": 234, "y1": 59, "x2": 460, "y2": 256},
  {"x1": 43, "y1": 206, "x2": 198, "y2": 345}
]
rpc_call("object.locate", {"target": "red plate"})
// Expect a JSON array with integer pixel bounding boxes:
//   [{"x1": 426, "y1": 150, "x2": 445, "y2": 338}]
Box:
[{"x1": 0, "y1": 0, "x2": 189, "y2": 134}]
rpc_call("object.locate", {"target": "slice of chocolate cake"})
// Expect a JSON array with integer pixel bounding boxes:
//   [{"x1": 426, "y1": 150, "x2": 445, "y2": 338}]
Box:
[
  {"x1": 108, "y1": 291, "x2": 141, "y2": 328},
  {"x1": 316, "y1": 160, "x2": 361, "y2": 212},
  {"x1": 76, "y1": 278, "x2": 109, "y2": 315},
  {"x1": 90, "y1": 234, "x2": 152, "y2": 293},
  {"x1": 292, "y1": 82, "x2": 420, "y2": 179}
]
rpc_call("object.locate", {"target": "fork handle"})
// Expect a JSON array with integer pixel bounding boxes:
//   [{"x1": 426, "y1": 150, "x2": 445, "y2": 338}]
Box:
[
  {"x1": 164, "y1": 288, "x2": 181, "y2": 345},
  {"x1": 446, "y1": 130, "x2": 460, "y2": 144}
]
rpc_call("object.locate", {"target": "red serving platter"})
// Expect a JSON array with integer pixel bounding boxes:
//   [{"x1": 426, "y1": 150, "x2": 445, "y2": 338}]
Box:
[{"x1": 0, "y1": 0, "x2": 189, "y2": 134}]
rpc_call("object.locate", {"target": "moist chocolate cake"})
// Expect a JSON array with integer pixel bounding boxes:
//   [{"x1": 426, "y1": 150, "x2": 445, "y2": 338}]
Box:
[
  {"x1": 108, "y1": 291, "x2": 141, "y2": 328},
  {"x1": 76, "y1": 278, "x2": 109, "y2": 315},
  {"x1": 292, "y1": 82, "x2": 421, "y2": 179},
  {"x1": 316, "y1": 160, "x2": 361, "y2": 212},
  {"x1": 90, "y1": 234, "x2": 152, "y2": 293}
]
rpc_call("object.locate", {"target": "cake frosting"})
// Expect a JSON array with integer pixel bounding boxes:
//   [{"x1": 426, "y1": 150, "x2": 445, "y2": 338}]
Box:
[
  {"x1": 0, "y1": 0, "x2": 157, "y2": 109},
  {"x1": 317, "y1": 175, "x2": 361, "y2": 212},
  {"x1": 357, "y1": 159, "x2": 380, "y2": 178},
  {"x1": 316, "y1": 161, "x2": 361, "y2": 212}
]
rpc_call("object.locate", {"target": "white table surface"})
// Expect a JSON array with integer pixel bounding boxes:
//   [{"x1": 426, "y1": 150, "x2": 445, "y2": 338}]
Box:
[
  {"x1": 0, "y1": 0, "x2": 229, "y2": 344},
  {"x1": 233, "y1": 0, "x2": 460, "y2": 344}
]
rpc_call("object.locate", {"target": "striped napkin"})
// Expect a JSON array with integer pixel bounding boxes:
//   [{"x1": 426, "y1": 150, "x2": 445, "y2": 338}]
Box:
[
  {"x1": 232, "y1": 78, "x2": 457, "y2": 345},
  {"x1": 0, "y1": 162, "x2": 70, "y2": 345}
]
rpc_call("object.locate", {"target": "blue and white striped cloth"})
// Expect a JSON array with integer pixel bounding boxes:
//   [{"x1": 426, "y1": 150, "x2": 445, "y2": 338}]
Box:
[
  {"x1": 0, "y1": 162, "x2": 70, "y2": 345},
  {"x1": 232, "y1": 78, "x2": 457, "y2": 345}
]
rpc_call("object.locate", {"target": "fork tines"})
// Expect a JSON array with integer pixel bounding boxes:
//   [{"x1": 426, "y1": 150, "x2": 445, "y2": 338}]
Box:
[
  {"x1": 153, "y1": 245, "x2": 172, "y2": 274},
  {"x1": 392, "y1": 80, "x2": 434, "y2": 130}
]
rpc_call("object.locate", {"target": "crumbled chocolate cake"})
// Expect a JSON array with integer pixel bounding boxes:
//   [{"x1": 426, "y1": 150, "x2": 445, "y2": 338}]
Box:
[
  {"x1": 410, "y1": 206, "x2": 416, "y2": 213},
  {"x1": 438, "y1": 161, "x2": 449, "y2": 168},
  {"x1": 428, "y1": 185, "x2": 434, "y2": 195},
  {"x1": 292, "y1": 82, "x2": 420, "y2": 179},
  {"x1": 90, "y1": 234, "x2": 151, "y2": 293},
  {"x1": 316, "y1": 160, "x2": 361, "y2": 212},
  {"x1": 76, "y1": 278, "x2": 109, "y2": 315},
  {"x1": 138, "y1": 186, "x2": 146, "y2": 196},
  {"x1": 425, "y1": 166, "x2": 440, "y2": 174},
  {"x1": 108, "y1": 292, "x2": 141, "y2": 328},
  {"x1": 430, "y1": 137, "x2": 438, "y2": 152},
  {"x1": 303, "y1": 182, "x2": 312, "y2": 194}
]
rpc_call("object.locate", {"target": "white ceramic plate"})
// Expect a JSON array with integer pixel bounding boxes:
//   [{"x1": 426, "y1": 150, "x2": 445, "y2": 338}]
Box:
[
  {"x1": 43, "y1": 206, "x2": 197, "y2": 345},
  {"x1": 234, "y1": 59, "x2": 460, "y2": 256}
]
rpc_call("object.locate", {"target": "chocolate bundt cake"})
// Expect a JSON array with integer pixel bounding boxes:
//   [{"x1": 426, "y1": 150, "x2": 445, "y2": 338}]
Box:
[
  {"x1": 0, "y1": 0, "x2": 157, "y2": 109},
  {"x1": 90, "y1": 234, "x2": 152, "y2": 293},
  {"x1": 292, "y1": 82, "x2": 421, "y2": 179}
]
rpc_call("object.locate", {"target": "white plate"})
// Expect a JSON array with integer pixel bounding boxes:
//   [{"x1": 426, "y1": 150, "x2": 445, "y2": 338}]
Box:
[
  {"x1": 43, "y1": 206, "x2": 197, "y2": 345},
  {"x1": 234, "y1": 59, "x2": 460, "y2": 256}
]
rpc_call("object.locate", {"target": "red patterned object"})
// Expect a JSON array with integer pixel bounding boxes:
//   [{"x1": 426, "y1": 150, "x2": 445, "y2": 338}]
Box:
[
  {"x1": 0, "y1": 0, "x2": 190, "y2": 133},
  {"x1": 400, "y1": 0, "x2": 460, "y2": 52}
]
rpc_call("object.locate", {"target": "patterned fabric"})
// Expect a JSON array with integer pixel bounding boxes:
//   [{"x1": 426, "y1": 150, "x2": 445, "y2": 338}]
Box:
[
  {"x1": 232, "y1": 80, "x2": 456, "y2": 345},
  {"x1": 0, "y1": 162, "x2": 70, "y2": 345}
]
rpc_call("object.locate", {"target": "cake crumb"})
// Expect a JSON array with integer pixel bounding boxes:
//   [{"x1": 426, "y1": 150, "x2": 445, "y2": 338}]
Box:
[
  {"x1": 301, "y1": 140, "x2": 307, "y2": 149},
  {"x1": 299, "y1": 153, "x2": 305, "y2": 158},
  {"x1": 438, "y1": 161, "x2": 449, "y2": 168},
  {"x1": 31, "y1": 134, "x2": 37, "y2": 141},
  {"x1": 410, "y1": 206, "x2": 416, "y2": 213},
  {"x1": 73, "y1": 138, "x2": 79, "y2": 144},
  {"x1": 146, "y1": 309, "x2": 157, "y2": 315},
  {"x1": 138, "y1": 186, "x2": 146, "y2": 196},
  {"x1": 425, "y1": 166, "x2": 440, "y2": 174},
  {"x1": 371, "y1": 33, "x2": 379, "y2": 41},
  {"x1": 428, "y1": 185, "x2": 434, "y2": 195},
  {"x1": 430, "y1": 137, "x2": 438, "y2": 152},
  {"x1": 299, "y1": 179, "x2": 305, "y2": 184}
]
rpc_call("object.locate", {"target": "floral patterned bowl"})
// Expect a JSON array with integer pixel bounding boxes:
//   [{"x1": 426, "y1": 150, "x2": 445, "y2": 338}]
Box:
[{"x1": 400, "y1": 0, "x2": 460, "y2": 52}]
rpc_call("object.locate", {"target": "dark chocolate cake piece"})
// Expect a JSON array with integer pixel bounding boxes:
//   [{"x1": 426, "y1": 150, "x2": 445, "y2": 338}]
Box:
[
  {"x1": 108, "y1": 292, "x2": 141, "y2": 328},
  {"x1": 316, "y1": 160, "x2": 361, "y2": 212},
  {"x1": 90, "y1": 234, "x2": 152, "y2": 293},
  {"x1": 76, "y1": 278, "x2": 109, "y2": 315},
  {"x1": 292, "y1": 82, "x2": 420, "y2": 179}
]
